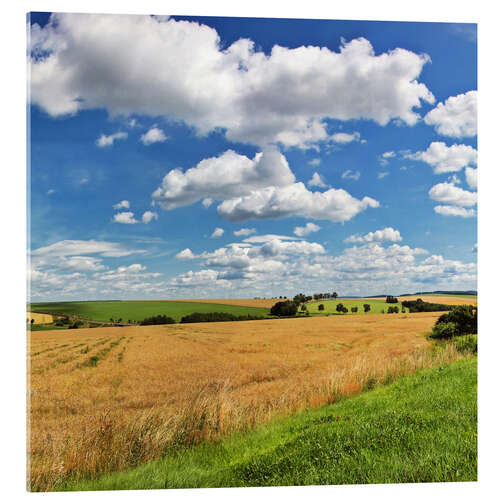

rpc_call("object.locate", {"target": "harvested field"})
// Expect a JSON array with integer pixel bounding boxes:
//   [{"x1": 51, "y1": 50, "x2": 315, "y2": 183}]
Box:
[
  {"x1": 27, "y1": 312, "x2": 53, "y2": 324},
  {"x1": 394, "y1": 295, "x2": 477, "y2": 305},
  {"x1": 28, "y1": 312, "x2": 464, "y2": 490},
  {"x1": 172, "y1": 298, "x2": 280, "y2": 308}
]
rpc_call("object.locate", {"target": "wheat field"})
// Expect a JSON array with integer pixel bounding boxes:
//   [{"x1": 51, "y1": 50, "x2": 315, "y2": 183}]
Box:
[
  {"x1": 28, "y1": 312, "x2": 466, "y2": 490},
  {"x1": 27, "y1": 312, "x2": 54, "y2": 324}
]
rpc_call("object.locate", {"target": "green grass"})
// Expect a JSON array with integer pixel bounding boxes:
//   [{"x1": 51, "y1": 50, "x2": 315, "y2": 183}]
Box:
[
  {"x1": 306, "y1": 298, "x2": 391, "y2": 315},
  {"x1": 28, "y1": 300, "x2": 270, "y2": 323},
  {"x1": 60, "y1": 358, "x2": 477, "y2": 491}
]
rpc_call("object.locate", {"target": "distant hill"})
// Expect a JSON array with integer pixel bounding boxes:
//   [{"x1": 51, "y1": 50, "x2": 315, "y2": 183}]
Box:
[{"x1": 398, "y1": 290, "x2": 477, "y2": 297}]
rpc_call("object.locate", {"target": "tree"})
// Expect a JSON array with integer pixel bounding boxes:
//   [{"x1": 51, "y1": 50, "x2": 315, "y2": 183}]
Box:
[
  {"x1": 31, "y1": 318, "x2": 35, "y2": 325},
  {"x1": 270, "y1": 300, "x2": 297, "y2": 317},
  {"x1": 336, "y1": 303, "x2": 344, "y2": 313},
  {"x1": 318, "y1": 304, "x2": 325, "y2": 311},
  {"x1": 332, "y1": 292, "x2": 338, "y2": 300},
  {"x1": 351, "y1": 307, "x2": 358, "y2": 313},
  {"x1": 434, "y1": 305, "x2": 477, "y2": 337},
  {"x1": 301, "y1": 304, "x2": 307, "y2": 312},
  {"x1": 386, "y1": 296, "x2": 398, "y2": 304},
  {"x1": 363, "y1": 304, "x2": 371, "y2": 313},
  {"x1": 342, "y1": 306, "x2": 348, "y2": 313}
]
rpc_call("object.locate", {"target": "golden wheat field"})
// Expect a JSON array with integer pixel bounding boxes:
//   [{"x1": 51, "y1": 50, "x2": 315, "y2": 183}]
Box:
[
  {"x1": 27, "y1": 312, "x2": 53, "y2": 324},
  {"x1": 167, "y1": 298, "x2": 280, "y2": 308},
  {"x1": 395, "y1": 295, "x2": 477, "y2": 305},
  {"x1": 28, "y1": 313, "x2": 465, "y2": 490}
]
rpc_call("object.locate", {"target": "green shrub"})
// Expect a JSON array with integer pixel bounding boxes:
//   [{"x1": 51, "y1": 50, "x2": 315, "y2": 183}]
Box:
[
  {"x1": 453, "y1": 334, "x2": 477, "y2": 354},
  {"x1": 140, "y1": 315, "x2": 176, "y2": 326},
  {"x1": 429, "y1": 321, "x2": 456, "y2": 339},
  {"x1": 270, "y1": 301, "x2": 298, "y2": 317},
  {"x1": 435, "y1": 305, "x2": 477, "y2": 336}
]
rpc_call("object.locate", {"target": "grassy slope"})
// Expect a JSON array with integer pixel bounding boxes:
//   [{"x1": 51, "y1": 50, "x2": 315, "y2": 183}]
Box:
[
  {"x1": 61, "y1": 358, "x2": 477, "y2": 491},
  {"x1": 28, "y1": 301, "x2": 270, "y2": 323},
  {"x1": 307, "y1": 299, "x2": 391, "y2": 315}
]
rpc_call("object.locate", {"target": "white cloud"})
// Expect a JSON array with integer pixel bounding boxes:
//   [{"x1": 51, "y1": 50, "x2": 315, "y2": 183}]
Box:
[
  {"x1": 210, "y1": 227, "x2": 225, "y2": 238},
  {"x1": 341, "y1": 170, "x2": 361, "y2": 181},
  {"x1": 30, "y1": 239, "x2": 143, "y2": 258},
  {"x1": 96, "y1": 131, "x2": 128, "y2": 147},
  {"x1": 234, "y1": 228, "x2": 256, "y2": 237},
  {"x1": 308, "y1": 172, "x2": 328, "y2": 188},
  {"x1": 243, "y1": 234, "x2": 300, "y2": 244},
  {"x1": 113, "y1": 211, "x2": 139, "y2": 224},
  {"x1": 140, "y1": 127, "x2": 167, "y2": 145},
  {"x1": 448, "y1": 174, "x2": 461, "y2": 185},
  {"x1": 331, "y1": 132, "x2": 360, "y2": 144},
  {"x1": 58, "y1": 256, "x2": 106, "y2": 272},
  {"x1": 377, "y1": 172, "x2": 389, "y2": 179},
  {"x1": 30, "y1": 14, "x2": 434, "y2": 149},
  {"x1": 113, "y1": 200, "x2": 130, "y2": 210},
  {"x1": 424, "y1": 90, "x2": 477, "y2": 137},
  {"x1": 434, "y1": 205, "x2": 476, "y2": 218},
  {"x1": 152, "y1": 147, "x2": 295, "y2": 210},
  {"x1": 472, "y1": 243, "x2": 477, "y2": 253},
  {"x1": 47, "y1": 189, "x2": 55, "y2": 195},
  {"x1": 217, "y1": 182, "x2": 379, "y2": 223},
  {"x1": 202, "y1": 198, "x2": 213, "y2": 208},
  {"x1": 382, "y1": 151, "x2": 395, "y2": 158},
  {"x1": 428, "y1": 182, "x2": 477, "y2": 207},
  {"x1": 344, "y1": 227, "x2": 402, "y2": 244},
  {"x1": 176, "y1": 248, "x2": 196, "y2": 260},
  {"x1": 294, "y1": 222, "x2": 321, "y2": 237},
  {"x1": 141, "y1": 211, "x2": 158, "y2": 224},
  {"x1": 308, "y1": 158, "x2": 321, "y2": 167},
  {"x1": 407, "y1": 142, "x2": 477, "y2": 174},
  {"x1": 465, "y1": 167, "x2": 477, "y2": 190}
]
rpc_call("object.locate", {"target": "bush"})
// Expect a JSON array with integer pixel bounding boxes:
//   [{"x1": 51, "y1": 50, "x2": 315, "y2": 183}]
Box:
[
  {"x1": 387, "y1": 306, "x2": 399, "y2": 314},
  {"x1": 140, "y1": 315, "x2": 176, "y2": 326},
  {"x1": 453, "y1": 334, "x2": 477, "y2": 354},
  {"x1": 386, "y1": 296, "x2": 398, "y2": 303},
  {"x1": 181, "y1": 312, "x2": 263, "y2": 323},
  {"x1": 270, "y1": 300, "x2": 298, "y2": 317},
  {"x1": 336, "y1": 303, "x2": 344, "y2": 313},
  {"x1": 351, "y1": 307, "x2": 358, "y2": 313},
  {"x1": 318, "y1": 304, "x2": 325, "y2": 311},
  {"x1": 401, "y1": 298, "x2": 453, "y2": 313},
  {"x1": 435, "y1": 305, "x2": 477, "y2": 336},
  {"x1": 363, "y1": 304, "x2": 371, "y2": 313},
  {"x1": 429, "y1": 321, "x2": 456, "y2": 339}
]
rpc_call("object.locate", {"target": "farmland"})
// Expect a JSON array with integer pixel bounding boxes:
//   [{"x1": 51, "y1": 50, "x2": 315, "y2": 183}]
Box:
[
  {"x1": 28, "y1": 300, "x2": 270, "y2": 323},
  {"x1": 27, "y1": 312, "x2": 53, "y2": 324},
  {"x1": 28, "y1": 312, "x2": 469, "y2": 491}
]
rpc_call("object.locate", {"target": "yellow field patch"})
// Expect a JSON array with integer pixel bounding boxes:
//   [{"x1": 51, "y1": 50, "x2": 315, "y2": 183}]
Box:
[
  {"x1": 27, "y1": 312, "x2": 53, "y2": 324},
  {"x1": 169, "y1": 298, "x2": 280, "y2": 308}
]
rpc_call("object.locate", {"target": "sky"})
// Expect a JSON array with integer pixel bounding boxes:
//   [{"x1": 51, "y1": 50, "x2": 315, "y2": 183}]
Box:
[{"x1": 27, "y1": 12, "x2": 477, "y2": 301}]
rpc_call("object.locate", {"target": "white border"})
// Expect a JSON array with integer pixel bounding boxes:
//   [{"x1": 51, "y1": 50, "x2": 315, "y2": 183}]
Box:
[{"x1": 3, "y1": 1, "x2": 498, "y2": 499}]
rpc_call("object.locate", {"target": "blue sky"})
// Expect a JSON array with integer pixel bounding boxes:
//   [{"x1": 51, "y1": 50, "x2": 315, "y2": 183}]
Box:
[{"x1": 28, "y1": 13, "x2": 477, "y2": 300}]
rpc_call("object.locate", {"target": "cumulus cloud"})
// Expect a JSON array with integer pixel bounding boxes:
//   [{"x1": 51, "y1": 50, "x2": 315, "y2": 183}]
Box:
[
  {"x1": 424, "y1": 90, "x2": 477, "y2": 137},
  {"x1": 434, "y1": 205, "x2": 476, "y2": 218},
  {"x1": 243, "y1": 234, "x2": 300, "y2": 243},
  {"x1": 308, "y1": 158, "x2": 321, "y2": 167},
  {"x1": 341, "y1": 170, "x2": 360, "y2": 181},
  {"x1": 407, "y1": 142, "x2": 477, "y2": 174},
  {"x1": 210, "y1": 227, "x2": 224, "y2": 238},
  {"x1": 307, "y1": 172, "x2": 328, "y2": 188},
  {"x1": 428, "y1": 182, "x2": 477, "y2": 207},
  {"x1": 176, "y1": 248, "x2": 196, "y2": 260},
  {"x1": 96, "y1": 131, "x2": 128, "y2": 147},
  {"x1": 234, "y1": 228, "x2": 256, "y2": 237},
  {"x1": 113, "y1": 211, "x2": 138, "y2": 224},
  {"x1": 294, "y1": 222, "x2": 321, "y2": 237},
  {"x1": 465, "y1": 167, "x2": 477, "y2": 190},
  {"x1": 29, "y1": 14, "x2": 434, "y2": 149},
  {"x1": 377, "y1": 172, "x2": 389, "y2": 179},
  {"x1": 152, "y1": 147, "x2": 295, "y2": 210},
  {"x1": 140, "y1": 127, "x2": 167, "y2": 145},
  {"x1": 217, "y1": 182, "x2": 379, "y2": 223},
  {"x1": 331, "y1": 132, "x2": 360, "y2": 144},
  {"x1": 344, "y1": 227, "x2": 402, "y2": 244},
  {"x1": 141, "y1": 211, "x2": 158, "y2": 224},
  {"x1": 113, "y1": 200, "x2": 130, "y2": 210}
]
